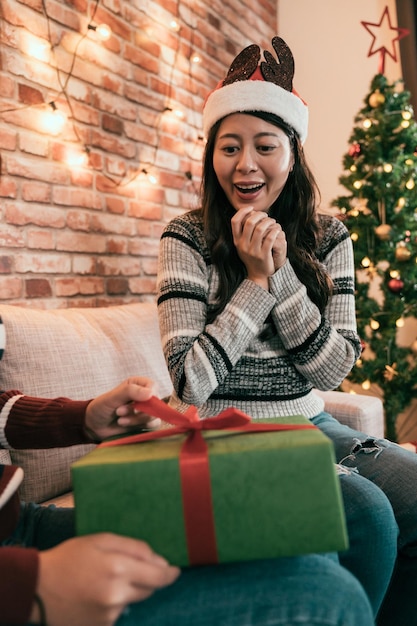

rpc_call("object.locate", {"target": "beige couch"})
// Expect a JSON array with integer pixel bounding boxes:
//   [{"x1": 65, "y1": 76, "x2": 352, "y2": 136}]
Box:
[{"x1": 0, "y1": 302, "x2": 385, "y2": 505}]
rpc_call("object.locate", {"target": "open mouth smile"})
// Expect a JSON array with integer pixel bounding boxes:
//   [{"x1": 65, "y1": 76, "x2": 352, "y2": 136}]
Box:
[{"x1": 234, "y1": 183, "x2": 265, "y2": 194}]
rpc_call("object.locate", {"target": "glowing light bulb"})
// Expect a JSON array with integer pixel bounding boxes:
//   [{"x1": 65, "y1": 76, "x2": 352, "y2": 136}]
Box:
[
  {"x1": 350, "y1": 233, "x2": 359, "y2": 242},
  {"x1": 401, "y1": 120, "x2": 410, "y2": 129},
  {"x1": 361, "y1": 256, "x2": 371, "y2": 268},
  {"x1": 406, "y1": 178, "x2": 415, "y2": 190},
  {"x1": 390, "y1": 270, "x2": 400, "y2": 278},
  {"x1": 43, "y1": 103, "x2": 67, "y2": 135},
  {"x1": 88, "y1": 23, "x2": 112, "y2": 41},
  {"x1": 65, "y1": 150, "x2": 89, "y2": 167},
  {"x1": 141, "y1": 169, "x2": 157, "y2": 185},
  {"x1": 361, "y1": 380, "x2": 371, "y2": 390},
  {"x1": 396, "y1": 317, "x2": 405, "y2": 328},
  {"x1": 370, "y1": 319, "x2": 380, "y2": 330},
  {"x1": 170, "y1": 19, "x2": 180, "y2": 31},
  {"x1": 363, "y1": 119, "x2": 372, "y2": 129},
  {"x1": 402, "y1": 111, "x2": 412, "y2": 120},
  {"x1": 353, "y1": 180, "x2": 363, "y2": 189},
  {"x1": 383, "y1": 163, "x2": 393, "y2": 173}
]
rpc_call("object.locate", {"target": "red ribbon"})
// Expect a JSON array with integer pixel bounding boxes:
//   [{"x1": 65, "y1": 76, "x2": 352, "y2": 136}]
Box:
[{"x1": 100, "y1": 396, "x2": 317, "y2": 565}]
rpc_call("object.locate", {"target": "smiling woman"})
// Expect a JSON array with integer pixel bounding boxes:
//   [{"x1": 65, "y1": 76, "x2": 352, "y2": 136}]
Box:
[{"x1": 156, "y1": 35, "x2": 417, "y2": 626}]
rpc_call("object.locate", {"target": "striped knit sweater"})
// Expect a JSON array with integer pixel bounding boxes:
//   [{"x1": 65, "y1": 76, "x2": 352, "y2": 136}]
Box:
[
  {"x1": 157, "y1": 210, "x2": 361, "y2": 420},
  {"x1": 0, "y1": 391, "x2": 91, "y2": 624}
]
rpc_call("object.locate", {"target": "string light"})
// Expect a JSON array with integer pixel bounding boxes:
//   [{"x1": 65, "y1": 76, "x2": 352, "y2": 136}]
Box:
[
  {"x1": 4, "y1": 0, "x2": 203, "y2": 193},
  {"x1": 141, "y1": 169, "x2": 158, "y2": 185},
  {"x1": 65, "y1": 148, "x2": 90, "y2": 168},
  {"x1": 164, "y1": 106, "x2": 184, "y2": 119},
  {"x1": 170, "y1": 19, "x2": 180, "y2": 32},
  {"x1": 21, "y1": 33, "x2": 50, "y2": 61},
  {"x1": 351, "y1": 232, "x2": 359, "y2": 242},
  {"x1": 370, "y1": 319, "x2": 380, "y2": 330},
  {"x1": 361, "y1": 379, "x2": 371, "y2": 390},
  {"x1": 87, "y1": 23, "x2": 112, "y2": 41},
  {"x1": 42, "y1": 102, "x2": 67, "y2": 134}
]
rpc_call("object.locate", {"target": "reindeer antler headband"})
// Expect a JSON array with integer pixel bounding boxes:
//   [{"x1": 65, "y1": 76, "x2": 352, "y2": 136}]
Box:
[{"x1": 202, "y1": 37, "x2": 308, "y2": 144}]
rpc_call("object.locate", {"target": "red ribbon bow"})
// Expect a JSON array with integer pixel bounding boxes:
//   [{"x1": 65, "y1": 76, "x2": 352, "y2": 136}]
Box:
[{"x1": 101, "y1": 396, "x2": 316, "y2": 565}]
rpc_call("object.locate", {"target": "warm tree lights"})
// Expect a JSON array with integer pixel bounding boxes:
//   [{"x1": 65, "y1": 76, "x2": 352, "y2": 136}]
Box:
[{"x1": 332, "y1": 73, "x2": 417, "y2": 441}]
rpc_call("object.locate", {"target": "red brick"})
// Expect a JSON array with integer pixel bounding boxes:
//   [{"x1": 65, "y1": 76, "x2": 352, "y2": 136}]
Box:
[
  {"x1": 18, "y1": 83, "x2": 44, "y2": 105},
  {"x1": 0, "y1": 178, "x2": 18, "y2": 199},
  {"x1": 107, "y1": 277, "x2": 129, "y2": 295},
  {"x1": 21, "y1": 182, "x2": 51, "y2": 202},
  {"x1": 106, "y1": 196, "x2": 126, "y2": 214},
  {"x1": 0, "y1": 277, "x2": 23, "y2": 299},
  {"x1": 0, "y1": 128, "x2": 17, "y2": 151},
  {"x1": 25, "y1": 279, "x2": 53, "y2": 298},
  {"x1": 27, "y1": 230, "x2": 55, "y2": 249},
  {"x1": 129, "y1": 276, "x2": 157, "y2": 294},
  {"x1": 0, "y1": 256, "x2": 13, "y2": 273}
]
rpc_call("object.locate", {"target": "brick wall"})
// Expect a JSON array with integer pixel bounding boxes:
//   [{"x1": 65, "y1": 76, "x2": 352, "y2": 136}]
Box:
[{"x1": 0, "y1": 0, "x2": 276, "y2": 308}]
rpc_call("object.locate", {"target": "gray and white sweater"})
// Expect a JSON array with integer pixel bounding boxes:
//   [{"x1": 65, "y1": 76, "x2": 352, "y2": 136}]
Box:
[{"x1": 157, "y1": 210, "x2": 361, "y2": 420}]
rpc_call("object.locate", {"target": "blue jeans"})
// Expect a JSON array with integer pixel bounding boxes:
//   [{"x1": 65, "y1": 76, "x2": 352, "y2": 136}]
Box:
[
  {"x1": 312, "y1": 411, "x2": 417, "y2": 626},
  {"x1": 117, "y1": 555, "x2": 374, "y2": 626},
  {"x1": 8, "y1": 505, "x2": 375, "y2": 626}
]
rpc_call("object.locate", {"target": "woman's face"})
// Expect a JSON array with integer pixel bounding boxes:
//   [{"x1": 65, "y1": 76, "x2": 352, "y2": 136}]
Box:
[{"x1": 212, "y1": 113, "x2": 294, "y2": 213}]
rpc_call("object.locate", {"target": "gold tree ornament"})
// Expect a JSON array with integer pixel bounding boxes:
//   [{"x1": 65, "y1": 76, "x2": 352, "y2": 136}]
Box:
[
  {"x1": 395, "y1": 241, "x2": 412, "y2": 261},
  {"x1": 384, "y1": 363, "x2": 399, "y2": 381},
  {"x1": 369, "y1": 89, "x2": 385, "y2": 107},
  {"x1": 351, "y1": 197, "x2": 371, "y2": 215},
  {"x1": 375, "y1": 223, "x2": 392, "y2": 240}
]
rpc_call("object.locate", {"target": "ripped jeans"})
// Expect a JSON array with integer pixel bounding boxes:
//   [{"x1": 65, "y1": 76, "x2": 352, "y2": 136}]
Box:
[{"x1": 312, "y1": 411, "x2": 417, "y2": 626}]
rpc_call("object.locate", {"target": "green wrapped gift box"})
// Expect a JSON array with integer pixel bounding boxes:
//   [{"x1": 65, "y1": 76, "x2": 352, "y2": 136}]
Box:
[{"x1": 72, "y1": 399, "x2": 348, "y2": 566}]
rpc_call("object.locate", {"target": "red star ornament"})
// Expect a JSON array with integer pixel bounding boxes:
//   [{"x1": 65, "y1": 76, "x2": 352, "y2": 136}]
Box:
[{"x1": 361, "y1": 6, "x2": 409, "y2": 74}]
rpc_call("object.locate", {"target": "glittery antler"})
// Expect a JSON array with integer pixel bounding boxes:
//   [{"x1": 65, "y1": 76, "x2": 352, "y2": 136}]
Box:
[
  {"x1": 222, "y1": 44, "x2": 261, "y2": 86},
  {"x1": 261, "y1": 36, "x2": 294, "y2": 92}
]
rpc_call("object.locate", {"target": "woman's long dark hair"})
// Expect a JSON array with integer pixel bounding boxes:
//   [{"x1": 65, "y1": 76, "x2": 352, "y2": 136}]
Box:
[{"x1": 200, "y1": 111, "x2": 333, "y2": 322}]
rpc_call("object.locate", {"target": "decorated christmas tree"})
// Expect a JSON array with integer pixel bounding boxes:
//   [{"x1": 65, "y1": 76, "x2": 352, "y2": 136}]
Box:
[{"x1": 332, "y1": 17, "x2": 417, "y2": 440}]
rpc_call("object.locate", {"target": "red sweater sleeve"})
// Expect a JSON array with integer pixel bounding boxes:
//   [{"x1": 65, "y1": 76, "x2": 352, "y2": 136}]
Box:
[
  {"x1": 0, "y1": 391, "x2": 93, "y2": 449},
  {"x1": 0, "y1": 546, "x2": 38, "y2": 624}
]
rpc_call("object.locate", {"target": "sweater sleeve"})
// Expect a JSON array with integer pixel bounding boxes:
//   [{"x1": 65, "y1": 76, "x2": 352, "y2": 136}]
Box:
[
  {"x1": 0, "y1": 546, "x2": 38, "y2": 624},
  {"x1": 0, "y1": 391, "x2": 93, "y2": 449},
  {"x1": 267, "y1": 216, "x2": 361, "y2": 390},
  {"x1": 157, "y1": 215, "x2": 276, "y2": 406}
]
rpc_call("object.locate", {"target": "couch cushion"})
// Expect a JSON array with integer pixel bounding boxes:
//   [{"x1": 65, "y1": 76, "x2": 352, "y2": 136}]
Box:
[{"x1": 0, "y1": 302, "x2": 173, "y2": 502}]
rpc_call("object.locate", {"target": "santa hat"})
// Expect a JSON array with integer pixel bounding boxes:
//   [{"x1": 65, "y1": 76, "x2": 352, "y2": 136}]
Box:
[{"x1": 202, "y1": 37, "x2": 308, "y2": 144}]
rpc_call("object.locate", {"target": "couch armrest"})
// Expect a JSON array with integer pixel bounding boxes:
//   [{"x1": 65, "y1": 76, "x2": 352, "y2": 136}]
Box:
[{"x1": 313, "y1": 389, "x2": 385, "y2": 439}]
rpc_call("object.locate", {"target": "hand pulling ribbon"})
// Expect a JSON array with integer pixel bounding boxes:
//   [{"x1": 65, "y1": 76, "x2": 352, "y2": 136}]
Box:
[{"x1": 100, "y1": 397, "x2": 317, "y2": 565}]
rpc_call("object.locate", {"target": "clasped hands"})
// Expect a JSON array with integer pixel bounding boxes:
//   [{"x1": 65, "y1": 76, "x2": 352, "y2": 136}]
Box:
[{"x1": 231, "y1": 207, "x2": 287, "y2": 288}]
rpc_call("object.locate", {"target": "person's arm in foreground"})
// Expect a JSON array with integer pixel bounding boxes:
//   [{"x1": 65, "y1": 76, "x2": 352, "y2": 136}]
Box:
[
  {"x1": 0, "y1": 376, "x2": 162, "y2": 449},
  {"x1": 0, "y1": 378, "x2": 179, "y2": 626}
]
